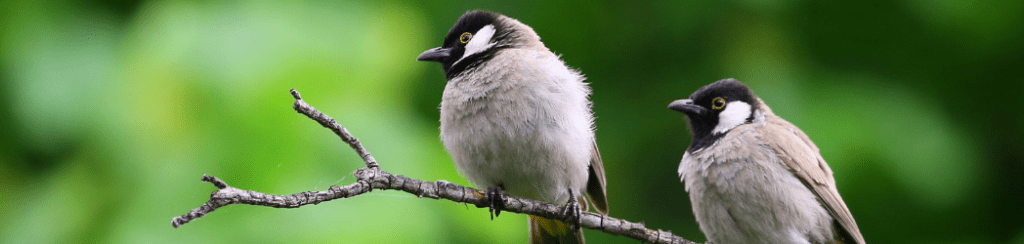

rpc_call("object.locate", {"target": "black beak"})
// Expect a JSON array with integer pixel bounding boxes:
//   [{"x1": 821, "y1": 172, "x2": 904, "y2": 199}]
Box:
[
  {"x1": 417, "y1": 47, "x2": 451, "y2": 62},
  {"x1": 668, "y1": 99, "x2": 705, "y2": 115}
]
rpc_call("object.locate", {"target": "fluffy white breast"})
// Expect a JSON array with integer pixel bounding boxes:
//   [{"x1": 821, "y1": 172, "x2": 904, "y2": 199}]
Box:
[
  {"x1": 712, "y1": 101, "x2": 752, "y2": 135},
  {"x1": 439, "y1": 48, "x2": 593, "y2": 204}
]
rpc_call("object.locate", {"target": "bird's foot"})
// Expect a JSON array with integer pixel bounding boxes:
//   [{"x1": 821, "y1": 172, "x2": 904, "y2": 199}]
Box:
[
  {"x1": 561, "y1": 190, "x2": 583, "y2": 230},
  {"x1": 486, "y1": 186, "x2": 505, "y2": 220}
]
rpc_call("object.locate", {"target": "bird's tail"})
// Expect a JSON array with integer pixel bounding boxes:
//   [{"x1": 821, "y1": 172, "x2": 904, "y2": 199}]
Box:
[{"x1": 529, "y1": 215, "x2": 583, "y2": 244}]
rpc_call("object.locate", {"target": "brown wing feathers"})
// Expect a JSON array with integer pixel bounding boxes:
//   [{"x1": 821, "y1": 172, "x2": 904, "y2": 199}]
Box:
[
  {"x1": 760, "y1": 107, "x2": 865, "y2": 244},
  {"x1": 586, "y1": 140, "x2": 609, "y2": 214}
]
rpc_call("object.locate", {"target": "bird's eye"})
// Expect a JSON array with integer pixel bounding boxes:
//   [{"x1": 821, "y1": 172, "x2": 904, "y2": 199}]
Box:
[
  {"x1": 460, "y1": 32, "x2": 473, "y2": 44},
  {"x1": 712, "y1": 97, "x2": 726, "y2": 110}
]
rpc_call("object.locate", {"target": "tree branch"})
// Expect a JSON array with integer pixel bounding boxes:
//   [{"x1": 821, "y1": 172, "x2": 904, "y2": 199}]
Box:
[
  {"x1": 170, "y1": 89, "x2": 699, "y2": 244},
  {"x1": 290, "y1": 89, "x2": 378, "y2": 169}
]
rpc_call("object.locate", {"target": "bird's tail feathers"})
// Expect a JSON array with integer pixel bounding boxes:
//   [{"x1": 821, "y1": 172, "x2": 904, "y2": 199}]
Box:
[{"x1": 529, "y1": 215, "x2": 583, "y2": 244}]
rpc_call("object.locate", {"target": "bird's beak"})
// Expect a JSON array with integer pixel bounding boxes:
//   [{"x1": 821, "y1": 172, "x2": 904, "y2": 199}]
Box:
[
  {"x1": 417, "y1": 47, "x2": 451, "y2": 62},
  {"x1": 668, "y1": 99, "x2": 705, "y2": 115}
]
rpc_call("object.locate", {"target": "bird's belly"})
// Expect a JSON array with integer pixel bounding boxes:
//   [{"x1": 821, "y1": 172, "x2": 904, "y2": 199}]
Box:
[
  {"x1": 439, "y1": 100, "x2": 590, "y2": 205},
  {"x1": 682, "y1": 149, "x2": 833, "y2": 244}
]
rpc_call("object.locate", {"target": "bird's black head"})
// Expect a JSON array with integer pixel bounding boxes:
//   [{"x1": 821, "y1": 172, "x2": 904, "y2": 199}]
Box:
[
  {"x1": 417, "y1": 10, "x2": 515, "y2": 79},
  {"x1": 668, "y1": 78, "x2": 760, "y2": 151}
]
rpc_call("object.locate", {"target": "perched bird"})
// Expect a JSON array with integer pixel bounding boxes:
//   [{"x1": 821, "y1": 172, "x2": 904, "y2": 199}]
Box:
[
  {"x1": 417, "y1": 10, "x2": 609, "y2": 244},
  {"x1": 668, "y1": 78, "x2": 865, "y2": 244}
]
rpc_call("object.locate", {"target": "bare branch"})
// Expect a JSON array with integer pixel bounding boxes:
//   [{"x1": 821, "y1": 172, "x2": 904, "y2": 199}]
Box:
[
  {"x1": 170, "y1": 89, "x2": 700, "y2": 244},
  {"x1": 290, "y1": 88, "x2": 378, "y2": 169},
  {"x1": 172, "y1": 168, "x2": 696, "y2": 244}
]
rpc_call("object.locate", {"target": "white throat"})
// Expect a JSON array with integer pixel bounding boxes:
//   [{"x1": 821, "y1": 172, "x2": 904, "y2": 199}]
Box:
[
  {"x1": 455, "y1": 24, "x2": 497, "y2": 65},
  {"x1": 712, "y1": 101, "x2": 752, "y2": 134}
]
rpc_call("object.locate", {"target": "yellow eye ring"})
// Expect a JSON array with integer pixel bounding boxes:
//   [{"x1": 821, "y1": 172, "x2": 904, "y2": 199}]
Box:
[
  {"x1": 459, "y1": 32, "x2": 473, "y2": 44},
  {"x1": 712, "y1": 97, "x2": 726, "y2": 110}
]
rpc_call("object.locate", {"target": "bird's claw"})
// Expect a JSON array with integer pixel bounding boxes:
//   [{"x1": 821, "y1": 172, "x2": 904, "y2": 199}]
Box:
[
  {"x1": 486, "y1": 186, "x2": 505, "y2": 220},
  {"x1": 561, "y1": 190, "x2": 583, "y2": 230}
]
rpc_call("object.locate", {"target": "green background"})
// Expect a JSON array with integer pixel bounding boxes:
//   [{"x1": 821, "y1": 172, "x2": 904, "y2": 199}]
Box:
[{"x1": 2, "y1": 0, "x2": 1022, "y2": 243}]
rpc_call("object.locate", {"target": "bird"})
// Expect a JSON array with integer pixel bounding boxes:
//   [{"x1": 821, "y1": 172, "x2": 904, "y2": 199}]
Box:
[
  {"x1": 416, "y1": 10, "x2": 609, "y2": 244},
  {"x1": 668, "y1": 78, "x2": 865, "y2": 244}
]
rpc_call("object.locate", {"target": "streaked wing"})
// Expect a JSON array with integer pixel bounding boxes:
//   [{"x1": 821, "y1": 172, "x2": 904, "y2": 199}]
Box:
[
  {"x1": 760, "y1": 115, "x2": 865, "y2": 244},
  {"x1": 585, "y1": 140, "x2": 609, "y2": 214}
]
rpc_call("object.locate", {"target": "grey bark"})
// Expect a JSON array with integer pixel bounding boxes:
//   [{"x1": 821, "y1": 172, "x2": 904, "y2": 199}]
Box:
[{"x1": 170, "y1": 89, "x2": 699, "y2": 244}]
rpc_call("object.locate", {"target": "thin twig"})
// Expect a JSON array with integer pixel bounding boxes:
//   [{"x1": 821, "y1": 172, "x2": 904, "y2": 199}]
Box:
[
  {"x1": 290, "y1": 89, "x2": 378, "y2": 169},
  {"x1": 170, "y1": 89, "x2": 699, "y2": 244}
]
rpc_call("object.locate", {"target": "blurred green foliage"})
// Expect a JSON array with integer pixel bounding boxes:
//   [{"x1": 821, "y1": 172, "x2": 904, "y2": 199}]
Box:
[{"x1": 1, "y1": 0, "x2": 1022, "y2": 243}]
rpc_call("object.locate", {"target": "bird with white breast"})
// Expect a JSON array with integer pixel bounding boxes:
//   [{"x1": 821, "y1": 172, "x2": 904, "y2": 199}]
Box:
[
  {"x1": 417, "y1": 10, "x2": 609, "y2": 244},
  {"x1": 669, "y1": 78, "x2": 865, "y2": 244}
]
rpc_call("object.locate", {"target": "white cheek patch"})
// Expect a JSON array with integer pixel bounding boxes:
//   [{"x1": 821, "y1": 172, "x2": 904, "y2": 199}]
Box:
[
  {"x1": 460, "y1": 24, "x2": 496, "y2": 60},
  {"x1": 712, "y1": 101, "x2": 752, "y2": 134}
]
